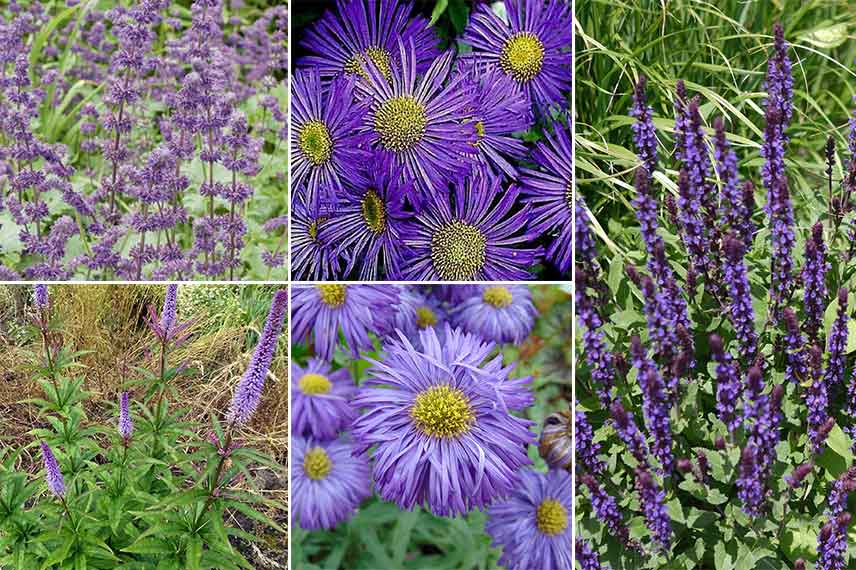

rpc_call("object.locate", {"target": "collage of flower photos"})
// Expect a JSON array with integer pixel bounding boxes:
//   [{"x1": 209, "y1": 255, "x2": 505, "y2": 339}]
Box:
[{"x1": 0, "y1": 0, "x2": 571, "y2": 569}]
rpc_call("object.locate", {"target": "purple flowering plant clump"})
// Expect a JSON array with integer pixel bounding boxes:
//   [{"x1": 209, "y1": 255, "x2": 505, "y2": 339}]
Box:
[
  {"x1": 0, "y1": 0, "x2": 288, "y2": 280},
  {"x1": 290, "y1": 0, "x2": 572, "y2": 281},
  {"x1": 291, "y1": 284, "x2": 570, "y2": 569},
  {"x1": 0, "y1": 284, "x2": 288, "y2": 567},
  {"x1": 576, "y1": 23, "x2": 856, "y2": 570}
]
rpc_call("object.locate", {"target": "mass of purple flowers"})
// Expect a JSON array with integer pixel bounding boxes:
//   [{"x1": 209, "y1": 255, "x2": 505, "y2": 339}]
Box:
[
  {"x1": 576, "y1": 23, "x2": 856, "y2": 567},
  {"x1": 290, "y1": 0, "x2": 572, "y2": 281},
  {"x1": 0, "y1": 0, "x2": 287, "y2": 280},
  {"x1": 290, "y1": 284, "x2": 570, "y2": 569}
]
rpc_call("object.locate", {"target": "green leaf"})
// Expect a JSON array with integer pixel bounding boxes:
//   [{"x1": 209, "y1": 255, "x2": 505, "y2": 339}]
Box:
[
  {"x1": 799, "y1": 23, "x2": 850, "y2": 49},
  {"x1": 429, "y1": 0, "x2": 448, "y2": 25},
  {"x1": 185, "y1": 536, "x2": 202, "y2": 570}
]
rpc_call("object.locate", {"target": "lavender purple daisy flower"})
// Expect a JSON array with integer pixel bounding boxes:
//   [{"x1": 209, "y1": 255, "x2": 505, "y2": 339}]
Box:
[
  {"x1": 291, "y1": 359, "x2": 356, "y2": 441},
  {"x1": 291, "y1": 197, "x2": 346, "y2": 281},
  {"x1": 292, "y1": 436, "x2": 372, "y2": 530},
  {"x1": 484, "y1": 468, "x2": 571, "y2": 570},
  {"x1": 451, "y1": 285, "x2": 537, "y2": 344},
  {"x1": 351, "y1": 326, "x2": 535, "y2": 516}
]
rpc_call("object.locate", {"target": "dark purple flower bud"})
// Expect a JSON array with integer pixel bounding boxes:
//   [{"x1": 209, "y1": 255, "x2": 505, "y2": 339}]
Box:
[
  {"x1": 787, "y1": 462, "x2": 813, "y2": 489},
  {"x1": 635, "y1": 467, "x2": 672, "y2": 550},
  {"x1": 227, "y1": 290, "x2": 287, "y2": 425},
  {"x1": 677, "y1": 458, "x2": 692, "y2": 473},
  {"x1": 118, "y1": 391, "x2": 133, "y2": 441},
  {"x1": 40, "y1": 441, "x2": 65, "y2": 498},
  {"x1": 576, "y1": 403, "x2": 605, "y2": 475},
  {"x1": 715, "y1": 436, "x2": 726, "y2": 450},
  {"x1": 795, "y1": 558, "x2": 806, "y2": 570},
  {"x1": 695, "y1": 451, "x2": 710, "y2": 483},
  {"x1": 723, "y1": 234, "x2": 757, "y2": 359}
]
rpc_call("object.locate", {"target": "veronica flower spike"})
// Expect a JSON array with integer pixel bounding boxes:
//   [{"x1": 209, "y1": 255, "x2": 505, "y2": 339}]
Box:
[
  {"x1": 226, "y1": 289, "x2": 288, "y2": 426},
  {"x1": 40, "y1": 441, "x2": 65, "y2": 498}
]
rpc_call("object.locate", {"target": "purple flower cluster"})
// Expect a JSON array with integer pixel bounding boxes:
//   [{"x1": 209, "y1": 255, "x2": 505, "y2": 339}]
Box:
[
  {"x1": 818, "y1": 512, "x2": 852, "y2": 570},
  {"x1": 579, "y1": 473, "x2": 633, "y2": 548},
  {"x1": 630, "y1": 336, "x2": 674, "y2": 473},
  {"x1": 0, "y1": 1, "x2": 288, "y2": 280},
  {"x1": 635, "y1": 467, "x2": 672, "y2": 550},
  {"x1": 722, "y1": 234, "x2": 757, "y2": 359},
  {"x1": 576, "y1": 403, "x2": 605, "y2": 475},
  {"x1": 824, "y1": 288, "x2": 850, "y2": 389},
  {"x1": 291, "y1": 0, "x2": 572, "y2": 280},
  {"x1": 714, "y1": 117, "x2": 754, "y2": 247},
  {"x1": 710, "y1": 334, "x2": 742, "y2": 434},
  {"x1": 802, "y1": 223, "x2": 829, "y2": 343}
]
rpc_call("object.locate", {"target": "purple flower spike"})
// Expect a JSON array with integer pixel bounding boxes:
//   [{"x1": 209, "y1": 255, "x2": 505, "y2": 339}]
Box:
[
  {"x1": 630, "y1": 74, "x2": 658, "y2": 175},
  {"x1": 226, "y1": 290, "x2": 288, "y2": 426},
  {"x1": 722, "y1": 234, "x2": 757, "y2": 360},
  {"x1": 630, "y1": 336, "x2": 674, "y2": 473},
  {"x1": 824, "y1": 288, "x2": 850, "y2": 389},
  {"x1": 817, "y1": 512, "x2": 851, "y2": 570},
  {"x1": 160, "y1": 284, "x2": 178, "y2": 337},
  {"x1": 635, "y1": 467, "x2": 672, "y2": 550},
  {"x1": 710, "y1": 334, "x2": 742, "y2": 434},
  {"x1": 737, "y1": 444, "x2": 765, "y2": 517},
  {"x1": 803, "y1": 223, "x2": 829, "y2": 343},
  {"x1": 576, "y1": 539, "x2": 604, "y2": 570},
  {"x1": 576, "y1": 402, "x2": 605, "y2": 475},
  {"x1": 783, "y1": 308, "x2": 809, "y2": 385},
  {"x1": 118, "y1": 392, "x2": 133, "y2": 441},
  {"x1": 579, "y1": 473, "x2": 633, "y2": 549},
  {"x1": 714, "y1": 116, "x2": 754, "y2": 246},
  {"x1": 576, "y1": 268, "x2": 615, "y2": 405},
  {"x1": 34, "y1": 284, "x2": 49, "y2": 309},
  {"x1": 806, "y1": 345, "x2": 831, "y2": 454},
  {"x1": 40, "y1": 442, "x2": 65, "y2": 498},
  {"x1": 609, "y1": 400, "x2": 648, "y2": 465}
]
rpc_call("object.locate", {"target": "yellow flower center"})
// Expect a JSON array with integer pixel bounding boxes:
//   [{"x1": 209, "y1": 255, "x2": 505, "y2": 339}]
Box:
[
  {"x1": 303, "y1": 447, "x2": 333, "y2": 480},
  {"x1": 374, "y1": 95, "x2": 428, "y2": 152},
  {"x1": 475, "y1": 120, "x2": 486, "y2": 138},
  {"x1": 415, "y1": 306, "x2": 437, "y2": 329},
  {"x1": 307, "y1": 216, "x2": 327, "y2": 241},
  {"x1": 318, "y1": 284, "x2": 347, "y2": 307},
  {"x1": 536, "y1": 499, "x2": 568, "y2": 536},
  {"x1": 344, "y1": 46, "x2": 393, "y2": 81},
  {"x1": 410, "y1": 384, "x2": 475, "y2": 438},
  {"x1": 361, "y1": 189, "x2": 387, "y2": 234},
  {"x1": 482, "y1": 286, "x2": 513, "y2": 308},
  {"x1": 299, "y1": 373, "x2": 332, "y2": 395},
  {"x1": 431, "y1": 220, "x2": 487, "y2": 280},
  {"x1": 298, "y1": 120, "x2": 333, "y2": 166},
  {"x1": 500, "y1": 32, "x2": 545, "y2": 83}
]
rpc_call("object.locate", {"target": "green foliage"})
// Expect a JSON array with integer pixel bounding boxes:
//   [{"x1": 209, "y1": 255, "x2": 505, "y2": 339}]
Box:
[{"x1": 0, "y1": 294, "x2": 283, "y2": 568}]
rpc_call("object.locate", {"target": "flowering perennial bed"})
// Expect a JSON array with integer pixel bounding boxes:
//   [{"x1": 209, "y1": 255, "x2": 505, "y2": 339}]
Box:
[
  {"x1": 576, "y1": 24, "x2": 856, "y2": 570},
  {"x1": 0, "y1": 0, "x2": 287, "y2": 280}
]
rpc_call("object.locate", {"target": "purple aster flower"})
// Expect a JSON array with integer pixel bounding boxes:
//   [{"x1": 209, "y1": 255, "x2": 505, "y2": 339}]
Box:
[
  {"x1": 40, "y1": 441, "x2": 65, "y2": 498},
  {"x1": 292, "y1": 436, "x2": 371, "y2": 530},
  {"x1": 291, "y1": 196, "x2": 346, "y2": 281},
  {"x1": 292, "y1": 285, "x2": 397, "y2": 361},
  {"x1": 33, "y1": 284, "x2": 48, "y2": 309},
  {"x1": 463, "y1": 0, "x2": 572, "y2": 114},
  {"x1": 714, "y1": 116, "x2": 754, "y2": 247},
  {"x1": 456, "y1": 64, "x2": 534, "y2": 179},
  {"x1": 402, "y1": 169, "x2": 542, "y2": 281},
  {"x1": 630, "y1": 336, "x2": 674, "y2": 473},
  {"x1": 635, "y1": 467, "x2": 672, "y2": 550},
  {"x1": 803, "y1": 222, "x2": 829, "y2": 344},
  {"x1": 118, "y1": 391, "x2": 133, "y2": 441},
  {"x1": 291, "y1": 359, "x2": 356, "y2": 441},
  {"x1": 291, "y1": 68, "x2": 370, "y2": 206},
  {"x1": 630, "y1": 74, "x2": 658, "y2": 174},
  {"x1": 576, "y1": 538, "x2": 604, "y2": 570},
  {"x1": 722, "y1": 234, "x2": 757, "y2": 360},
  {"x1": 710, "y1": 334, "x2": 742, "y2": 434},
  {"x1": 485, "y1": 469, "x2": 571, "y2": 570},
  {"x1": 519, "y1": 119, "x2": 572, "y2": 276},
  {"x1": 817, "y1": 512, "x2": 852, "y2": 570},
  {"x1": 450, "y1": 285, "x2": 537, "y2": 344},
  {"x1": 361, "y1": 43, "x2": 476, "y2": 196},
  {"x1": 575, "y1": 403, "x2": 604, "y2": 475},
  {"x1": 609, "y1": 400, "x2": 648, "y2": 465},
  {"x1": 160, "y1": 284, "x2": 178, "y2": 337},
  {"x1": 226, "y1": 289, "x2": 287, "y2": 426},
  {"x1": 319, "y1": 152, "x2": 413, "y2": 280},
  {"x1": 351, "y1": 326, "x2": 536, "y2": 516},
  {"x1": 824, "y1": 288, "x2": 849, "y2": 389},
  {"x1": 298, "y1": 0, "x2": 440, "y2": 80},
  {"x1": 579, "y1": 473, "x2": 632, "y2": 548}
]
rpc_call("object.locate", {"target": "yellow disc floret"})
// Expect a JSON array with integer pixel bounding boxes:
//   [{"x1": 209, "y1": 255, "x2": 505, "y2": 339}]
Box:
[
  {"x1": 303, "y1": 447, "x2": 333, "y2": 480},
  {"x1": 482, "y1": 286, "x2": 513, "y2": 308},
  {"x1": 361, "y1": 189, "x2": 387, "y2": 234},
  {"x1": 318, "y1": 284, "x2": 347, "y2": 307},
  {"x1": 374, "y1": 95, "x2": 428, "y2": 152},
  {"x1": 300, "y1": 373, "x2": 333, "y2": 395},
  {"x1": 431, "y1": 220, "x2": 487, "y2": 280},
  {"x1": 500, "y1": 32, "x2": 545, "y2": 83},
  {"x1": 535, "y1": 498, "x2": 568, "y2": 536},
  {"x1": 411, "y1": 384, "x2": 475, "y2": 438},
  {"x1": 298, "y1": 120, "x2": 333, "y2": 166}
]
